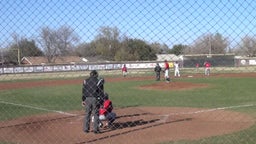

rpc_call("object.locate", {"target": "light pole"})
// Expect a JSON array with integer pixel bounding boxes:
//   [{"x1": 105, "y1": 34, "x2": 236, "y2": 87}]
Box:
[
  {"x1": 209, "y1": 36, "x2": 211, "y2": 56},
  {"x1": 16, "y1": 38, "x2": 21, "y2": 65},
  {"x1": 13, "y1": 34, "x2": 21, "y2": 65},
  {"x1": 0, "y1": 48, "x2": 3, "y2": 65}
]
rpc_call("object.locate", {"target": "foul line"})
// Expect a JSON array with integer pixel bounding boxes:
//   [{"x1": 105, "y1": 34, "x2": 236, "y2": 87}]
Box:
[
  {"x1": 1, "y1": 100, "x2": 254, "y2": 118},
  {"x1": 169, "y1": 104, "x2": 256, "y2": 116},
  {"x1": 0, "y1": 100, "x2": 77, "y2": 116}
]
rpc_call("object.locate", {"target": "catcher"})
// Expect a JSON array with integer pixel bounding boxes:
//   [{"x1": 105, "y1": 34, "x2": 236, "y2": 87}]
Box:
[{"x1": 98, "y1": 93, "x2": 116, "y2": 129}]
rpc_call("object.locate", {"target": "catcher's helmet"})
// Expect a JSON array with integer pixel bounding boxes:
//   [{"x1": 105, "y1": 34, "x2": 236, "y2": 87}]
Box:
[{"x1": 90, "y1": 70, "x2": 98, "y2": 77}]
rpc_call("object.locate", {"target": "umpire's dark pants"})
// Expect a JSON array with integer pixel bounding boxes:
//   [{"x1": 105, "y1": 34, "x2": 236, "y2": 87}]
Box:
[
  {"x1": 84, "y1": 97, "x2": 100, "y2": 132},
  {"x1": 156, "y1": 72, "x2": 161, "y2": 80}
]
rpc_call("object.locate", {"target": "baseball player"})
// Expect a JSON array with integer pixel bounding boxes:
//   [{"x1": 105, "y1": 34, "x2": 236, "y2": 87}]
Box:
[
  {"x1": 204, "y1": 61, "x2": 211, "y2": 76},
  {"x1": 174, "y1": 61, "x2": 180, "y2": 77},
  {"x1": 164, "y1": 60, "x2": 170, "y2": 82},
  {"x1": 122, "y1": 64, "x2": 128, "y2": 77},
  {"x1": 98, "y1": 93, "x2": 116, "y2": 129},
  {"x1": 82, "y1": 70, "x2": 104, "y2": 134},
  {"x1": 154, "y1": 63, "x2": 162, "y2": 81}
]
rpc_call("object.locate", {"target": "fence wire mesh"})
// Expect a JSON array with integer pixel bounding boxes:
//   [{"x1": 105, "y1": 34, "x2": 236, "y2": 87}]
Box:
[{"x1": 0, "y1": 1, "x2": 256, "y2": 144}]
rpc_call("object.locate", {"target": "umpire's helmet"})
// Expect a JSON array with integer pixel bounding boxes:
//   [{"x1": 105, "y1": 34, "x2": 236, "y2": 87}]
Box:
[{"x1": 90, "y1": 70, "x2": 98, "y2": 77}]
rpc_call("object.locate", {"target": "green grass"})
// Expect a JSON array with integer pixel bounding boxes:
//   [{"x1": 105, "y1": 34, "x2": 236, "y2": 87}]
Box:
[
  {"x1": 0, "y1": 74, "x2": 255, "y2": 144},
  {"x1": 108, "y1": 77, "x2": 256, "y2": 109},
  {"x1": 160, "y1": 125, "x2": 256, "y2": 144}
]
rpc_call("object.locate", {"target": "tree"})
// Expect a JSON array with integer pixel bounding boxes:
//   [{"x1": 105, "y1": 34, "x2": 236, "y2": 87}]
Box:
[
  {"x1": 187, "y1": 33, "x2": 228, "y2": 54},
  {"x1": 39, "y1": 26, "x2": 79, "y2": 63},
  {"x1": 78, "y1": 26, "x2": 158, "y2": 61},
  {"x1": 116, "y1": 38, "x2": 156, "y2": 61},
  {"x1": 75, "y1": 42, "x2": 96, "y2": 57},
  {"x1": 170, "y1": 44, "x2": 186, "y2": 56},
  {"x1": 211, "y1": 33, "x2": 229, "y2": 54},
  {"x1": 150, "y1": 42, "x2": 171, "y2": 54},
  {"x1": 57, "y1": 26, "x2": 79, "y2": 56},
  {"x1": 237, "y1": 36, "x2": 256, "y2": 57},
  {"x1": 5, "y1": 34, "x2": 43, "y2": 65},
  {"x1": 94, "y1": 26, "x2": 121, "y2": 60},
  {"x1": 19, "y1": 38, "x2": 44, "y2": 57},
  {"x1": 39, "y1": 27, "x2": 57, "y2": 63}
]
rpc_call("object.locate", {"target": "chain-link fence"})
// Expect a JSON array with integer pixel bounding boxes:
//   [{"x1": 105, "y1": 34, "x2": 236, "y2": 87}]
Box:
[{"x1": 0, "y1": 1, "x2": 256, "y2": 144}]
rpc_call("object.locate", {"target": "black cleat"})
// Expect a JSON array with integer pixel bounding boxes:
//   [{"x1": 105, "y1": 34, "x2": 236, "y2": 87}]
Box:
[{"x1": 94, "y1": 130, "x2": 101, "y2": 134}]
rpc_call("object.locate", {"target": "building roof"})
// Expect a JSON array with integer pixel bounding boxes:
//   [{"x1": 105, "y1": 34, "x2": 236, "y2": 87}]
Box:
[
  {"x1": 21, "y1": 56, "x2": 84, "y2": 65},
  {"x1": 156, "y1": 54, "x2": 183, "y2": 61}
]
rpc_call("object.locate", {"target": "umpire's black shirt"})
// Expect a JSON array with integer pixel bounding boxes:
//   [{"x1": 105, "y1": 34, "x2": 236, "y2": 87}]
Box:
[{"x1": 82, "y1": 76, "x2": 99, "y2": 101}]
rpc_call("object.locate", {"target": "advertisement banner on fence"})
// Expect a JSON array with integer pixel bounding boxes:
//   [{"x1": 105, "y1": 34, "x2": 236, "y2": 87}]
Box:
[
  {"x1": 64, "y1": 65, "x2": 71, "y2": 71},
  {"x1": 3, "y1": 67, "x2": 14, "y2": 73},
  {"x1": 1, "y1": 61, "x2": 177, "y2": 74},
  {"x1": 34, "y1": 66, "x2": 44, "y2": 72},
  {"x1": 79, "y1": 65, "x2": 89, "y2": 70},
  {"x1": 88, "y1": 64, "x2": 106, "y2": 70},
  {"x1": 249, "y1": 60, "x2": 256, "y2": 65},
  {"x1": 24, "y1": 67, "x2": 34, "y2": 72},
  {"x1": 127, "y1": 63, "x2": 157, "y2": 69},
  {"x1": 54, "y1": 65, "x2": 65, "y2": 71},
  {"x1": 14, "y1": 67, "x2": 24, "y2": 73},
  {"x1": 44, "y1": 66, "x2": 53, "y2": 72}
]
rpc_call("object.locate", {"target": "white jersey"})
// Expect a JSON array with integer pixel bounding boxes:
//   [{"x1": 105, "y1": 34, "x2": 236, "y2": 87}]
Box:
[
  {"x1": 174, "y1": 63, "x2": 180, "y2": 77},
  {"x1": 174, "y1": 63, "x2": 179, "y2": 70}
]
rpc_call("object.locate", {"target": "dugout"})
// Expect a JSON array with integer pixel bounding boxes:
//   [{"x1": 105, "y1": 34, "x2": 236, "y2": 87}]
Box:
[{"x1": 183, "y1": 54, "x2": 235, "y2": 68}]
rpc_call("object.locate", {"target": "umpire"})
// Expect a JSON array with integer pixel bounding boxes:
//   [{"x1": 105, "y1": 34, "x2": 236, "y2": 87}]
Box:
[
  {"x1": 154, "y1": 63, "x2": 162, "y2": 81},
  {"x1": 82, "y1": 70, "x2": 104, "y2": 134}
]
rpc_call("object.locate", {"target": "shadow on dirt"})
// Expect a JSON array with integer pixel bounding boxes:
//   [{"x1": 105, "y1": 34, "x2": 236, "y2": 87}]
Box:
[{"x1": 81, "y1": 114, "x2": 192, "y2": 144}]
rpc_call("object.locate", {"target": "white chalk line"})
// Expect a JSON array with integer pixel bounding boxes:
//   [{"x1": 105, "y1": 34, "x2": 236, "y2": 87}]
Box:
[
  {"x1": 168, "y1": 104, "x2": 255, "y2": 116},
  {"x1": 1, "y1": 100, "x2": 255, "y2": 123},
  {"x1": 0, "y1": 100, "x2": 77, "y2": 116},
  {"x1": 156, "y1": 104, "x2": 256, "y2": 123}
]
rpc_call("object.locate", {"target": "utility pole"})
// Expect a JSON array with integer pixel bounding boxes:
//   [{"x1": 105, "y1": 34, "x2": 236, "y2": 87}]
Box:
[
  {"x1": 0, "y1": 48, "x2": 3, "y2": 65},
  {"x1": 209, "y1": 36, "x2": 211, "y2": 56},
  {"x1": 16, "y1": 38, "x2": 21, "y2": 65},
  {"x1": 12, "y1": 34, "x2": 21, "y2": 65}
]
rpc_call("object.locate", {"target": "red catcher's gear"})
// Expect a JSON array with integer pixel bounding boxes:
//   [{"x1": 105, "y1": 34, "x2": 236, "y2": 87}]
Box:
[{"x1": 99, "y1": 99, "x2": 113, "y2": 115}]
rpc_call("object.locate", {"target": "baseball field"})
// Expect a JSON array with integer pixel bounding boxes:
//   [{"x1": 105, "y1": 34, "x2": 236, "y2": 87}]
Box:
[{"x1": 0, "y1": 71, "x2": 255, "y2": 144}]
